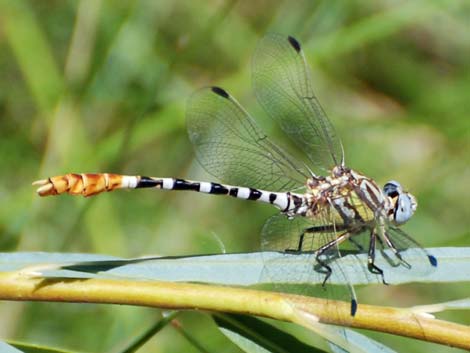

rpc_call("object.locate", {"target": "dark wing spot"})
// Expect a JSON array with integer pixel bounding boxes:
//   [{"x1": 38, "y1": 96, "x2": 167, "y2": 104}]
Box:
[
  {"x1": 211, "y1": 86, "x2": 229, "y2": 98},
  {"x1": 288, "y1": 36, "x2": 301, "y2": 53}
]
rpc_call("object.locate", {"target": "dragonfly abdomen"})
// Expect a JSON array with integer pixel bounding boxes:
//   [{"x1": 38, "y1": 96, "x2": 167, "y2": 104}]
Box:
[
  {"x1": 33, "y1": 173, "x2": 134, "y2": 197},
  {"x1": 33, "y1": 173, "x2": 300, "y2": 211}
]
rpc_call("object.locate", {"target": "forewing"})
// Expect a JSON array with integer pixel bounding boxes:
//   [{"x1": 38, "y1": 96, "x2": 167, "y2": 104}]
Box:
[
  {"x1": 382, "y1": 225, "x2": 438, "y2": 275},
  {"x1": 187, "y1": 87, "x2": 309, "y2": 191},
  {"x1": 252, "y1": 33, "x2": 343, "y2": 172}
]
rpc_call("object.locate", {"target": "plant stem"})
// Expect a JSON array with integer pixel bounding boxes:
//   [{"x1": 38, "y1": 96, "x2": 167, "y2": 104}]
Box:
[{"x1": 0, "y1": 272, "x2": 468, "y2": 349}]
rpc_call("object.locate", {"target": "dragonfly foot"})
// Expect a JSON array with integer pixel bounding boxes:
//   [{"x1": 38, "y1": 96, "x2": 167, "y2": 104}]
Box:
[{"x1": 368, "y1": 263, "x2": 387, "y2": 284}]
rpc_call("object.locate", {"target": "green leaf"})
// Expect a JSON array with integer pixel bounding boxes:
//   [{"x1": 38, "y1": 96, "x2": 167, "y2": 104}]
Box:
[
  {"x1": 324, "y1": 328, "x2": 397, "y2": 353},
  {"x1": 4, "y1": 247, "x2": 468, "y2": 286},
  {"x1": 290, "y1": 310, "x2": 398, "y2": 353},
  {"x1": 7, "y1": 341, "x2": 79, "y2": 353},
  {"x1": 0, "y1": 0, "x2": 63, "y2": 116},
  {"x1": 214, "y1": 314, "x2": 399, "y2": 353},
  {"x1": 119, "y1": 312, "x2": 179, "y2": 353},
  {"x1": 213, "y1": 313, "x2": 326, "y2": 353}
]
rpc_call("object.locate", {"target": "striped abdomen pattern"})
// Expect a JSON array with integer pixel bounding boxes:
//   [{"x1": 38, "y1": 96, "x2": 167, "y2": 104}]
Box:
[{"x1": 33, "y1": 173, "x2": 305, "y2": 213}]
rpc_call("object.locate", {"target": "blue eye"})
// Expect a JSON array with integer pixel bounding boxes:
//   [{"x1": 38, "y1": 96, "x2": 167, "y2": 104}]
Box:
[{"x1": 394, "y1": 193, "x2": 417, "y2": 224}]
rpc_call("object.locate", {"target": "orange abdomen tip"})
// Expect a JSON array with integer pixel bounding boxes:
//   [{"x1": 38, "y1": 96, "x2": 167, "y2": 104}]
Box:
[{"x1": 32, "y1": 173, "x2": 124, "y2": 197}]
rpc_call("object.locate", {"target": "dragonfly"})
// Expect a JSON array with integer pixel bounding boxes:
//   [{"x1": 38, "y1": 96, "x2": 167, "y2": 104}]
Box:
[{"x1": 33, "y1": 34, "x2": 437, "y2": 316}]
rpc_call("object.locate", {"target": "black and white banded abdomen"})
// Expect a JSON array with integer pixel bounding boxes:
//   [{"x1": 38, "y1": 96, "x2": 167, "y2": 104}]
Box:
[
  {"x1": 33, "y1": 173, "x2": 305, "y2": 214},
  {"x1": 137, "y1": 176, "x2": 300, "y2": 212}
]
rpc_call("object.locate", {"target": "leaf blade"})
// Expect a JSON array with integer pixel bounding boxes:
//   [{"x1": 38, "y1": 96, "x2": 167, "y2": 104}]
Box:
[{"x1": 4, "y1": 247, "x2": 467, "y2": 286}]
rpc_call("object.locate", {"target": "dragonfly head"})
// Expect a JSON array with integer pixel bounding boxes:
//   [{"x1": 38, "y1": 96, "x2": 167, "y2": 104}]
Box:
[{"x1": 383, "y1": 180, "x2": 417, "y2": 225}]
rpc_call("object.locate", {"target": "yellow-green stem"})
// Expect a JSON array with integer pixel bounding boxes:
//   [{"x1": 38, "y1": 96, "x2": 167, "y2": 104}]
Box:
[{"x1": 0, "y1": 272, "x2": 468, "y2": 349}]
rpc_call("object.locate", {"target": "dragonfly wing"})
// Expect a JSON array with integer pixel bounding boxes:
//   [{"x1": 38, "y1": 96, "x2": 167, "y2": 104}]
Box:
[
  {"x1": 260, "y1": 212, "x2": 357, "y2": 318},
  {"x1": 187, "y1": 87, "x2": 309, "y2": 191},
  {"x1": 381, "y1": 225, "x2": 438, "y2": 275},
  {"x1": 252, "y1": 33, "x2": 344, "y2": 173}
]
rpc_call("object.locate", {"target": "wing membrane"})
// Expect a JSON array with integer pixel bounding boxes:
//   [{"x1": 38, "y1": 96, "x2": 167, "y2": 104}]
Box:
[
  {"x1": 187, "y1": 87, "x2": 309, "y2": 191},
  {"x1": 252, "y1": 33, "x2": 343, "y2": 172},
  {"x1": 382, "y1": 225, "x2": 437, "y2": 275},
  {"x1": 261, "y1": 211, "x2": 341, "y2": 253},
  {"x1": 260, "y1": 212, "x2": 357, "y2": 320}
]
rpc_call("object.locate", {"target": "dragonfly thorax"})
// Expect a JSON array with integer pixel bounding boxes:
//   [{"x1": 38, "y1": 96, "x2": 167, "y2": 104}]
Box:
[{"x1": 300, "y1": 166, "x2": 390, "y2": 226}]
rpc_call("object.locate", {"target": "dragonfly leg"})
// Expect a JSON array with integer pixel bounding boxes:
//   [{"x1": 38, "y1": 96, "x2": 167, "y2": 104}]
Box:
[
  {"x1": 375, "y1": 233, "x2": 397, "y2": 267},
  {"x1": 367, "y1": 231, "x2": 388, "y2": 284},
  {"x1": 314, "y1": 231, "x2": 350, "y2": 287},
  {"x1": 382, "y1": 230, "x2": 411, "y2": 269}
]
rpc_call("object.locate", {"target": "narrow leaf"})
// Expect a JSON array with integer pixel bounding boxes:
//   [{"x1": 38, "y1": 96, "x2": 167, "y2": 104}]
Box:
[
  {"x1": 3, "y1": 247, "x2": 467, "y2": 286},
  {"x1": 213, "y1": 313, "x2": 326, "y2": 353},
  {"x1": 119, "y1": 312, "x2": 179, "y2": 353},
  {"x1": 8, "y1": 341, "x2": 77, "y2": 353},
  {"x1": 412, "y1": 298, "x2": 470, "y2": 314},
  {"x1": 0, "y1": 0, "x2": 63, "y2": 116}
]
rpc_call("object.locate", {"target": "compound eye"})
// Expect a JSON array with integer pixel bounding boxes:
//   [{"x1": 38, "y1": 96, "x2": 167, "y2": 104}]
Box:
[
  {"x1": 383, "y1": 180, "x2": 402, "y2": 197},
  {"x1": 394, "y1": 193, "x2": 415, "y2": 224}
]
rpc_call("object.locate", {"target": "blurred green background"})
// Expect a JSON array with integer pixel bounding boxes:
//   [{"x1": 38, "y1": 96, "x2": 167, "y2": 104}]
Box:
[{"x1": 0, "y1": 0, "x2": 469, "y2": 352}]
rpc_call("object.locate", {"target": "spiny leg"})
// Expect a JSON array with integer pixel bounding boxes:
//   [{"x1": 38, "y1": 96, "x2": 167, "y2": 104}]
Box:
[
  {"x1": 375, "y1": 233, "x2": 400, "y2": 267},
  {"x1": 284, "y1": 224, "x2": 350, "y2": 284},
  {"x1": 382, "y1": 230, "x2": 411, "y2": 268},
  {"x1": 301, "y1": 227, "x2": 358, "y2": 316},
  {"x1": 281, "y1": 223, "x2": 358, "y2": 315},
  {"x1": 375, "y1": 235, "x2": 394, "y2": 264},
  {"x1": 367, "y1": 230, "x2": 387, "y2": 284},
  {"x1": 314, "y1": 231, "x2": 350, "y2": 287},
  {"x1": 316, "y1": 232, "x2": 358, "y2": 317}
]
